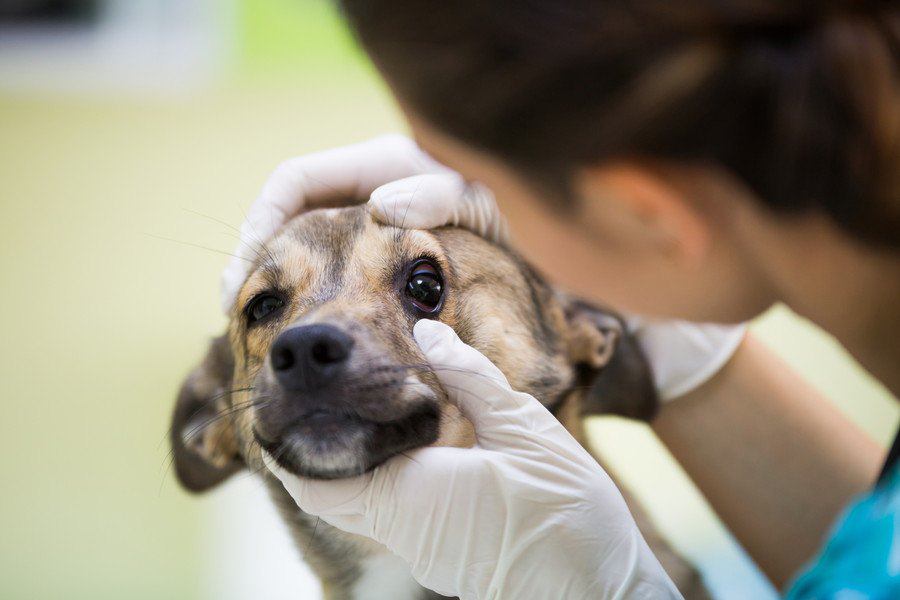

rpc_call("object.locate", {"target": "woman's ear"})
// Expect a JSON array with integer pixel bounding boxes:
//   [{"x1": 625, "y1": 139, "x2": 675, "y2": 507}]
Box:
[
  {"x1": 170, "y1": 335, "x2": 244, "y2": 493},
  {"x1": 578, "y1": 162, "x2": 710, "y2": 264},
  {"x1": 561, "y1": 294, "x2": 659, "y2": 421}
]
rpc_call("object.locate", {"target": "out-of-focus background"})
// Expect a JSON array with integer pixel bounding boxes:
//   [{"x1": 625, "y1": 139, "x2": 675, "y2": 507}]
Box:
[{"x1": 0, "y1": 1, "x2": 896, "y2": 599}]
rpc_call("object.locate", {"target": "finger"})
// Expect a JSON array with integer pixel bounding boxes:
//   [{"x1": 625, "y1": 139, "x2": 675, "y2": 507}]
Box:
[
  {"x1": 259, "y1": 135, "x2": 432, "y2": 214},
  {"x1": 369, "y1": 175, "x2": 509, "y2": 245},
  {"x1": 221, "y1": 135, "x2": 442, "y2": 312},
  {"x1": 369, "y1": 173, "x2": 464, "y2": 229},
  {"x1": 413, "y1": 320, "x2": 564, "y2": 450},
  {"x1": 250, "y1": 135, "x2": 435, "y2": 243}
]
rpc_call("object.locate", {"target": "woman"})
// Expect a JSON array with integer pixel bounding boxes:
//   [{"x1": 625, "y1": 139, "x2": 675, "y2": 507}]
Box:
[{"x1": 226, "y1": 2, "x2": 899, "y2": 597}]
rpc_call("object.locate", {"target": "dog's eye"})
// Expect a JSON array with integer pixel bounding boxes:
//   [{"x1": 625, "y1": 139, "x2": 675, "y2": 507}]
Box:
[
  {"x1": 406, "y1": 260, "x2": 443, "y2": 313},
  {"x1": 246, "y1": 293, "x2": 285, "y2": 325}
]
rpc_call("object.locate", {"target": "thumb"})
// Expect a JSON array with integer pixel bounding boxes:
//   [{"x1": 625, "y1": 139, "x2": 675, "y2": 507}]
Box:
[{"x1": 413, "y1": 320, "x2": 561, "y2": 449}]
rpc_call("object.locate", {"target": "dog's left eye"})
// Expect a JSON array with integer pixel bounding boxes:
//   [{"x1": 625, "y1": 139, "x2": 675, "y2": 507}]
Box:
[
  {"x1": 406, "y1": 260, "x2": 443, "y2": 313},
  {"x1": 246, "y1": 293, "x2": 285, "y2": 325}
]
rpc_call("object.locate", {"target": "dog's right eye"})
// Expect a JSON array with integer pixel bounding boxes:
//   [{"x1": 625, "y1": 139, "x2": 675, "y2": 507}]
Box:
[{"x1": 245, "y1": 293, "x2": 285, "y2": 325}]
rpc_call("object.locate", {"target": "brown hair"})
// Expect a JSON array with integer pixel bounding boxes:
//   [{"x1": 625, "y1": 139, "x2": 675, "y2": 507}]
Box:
[{"x1": 338, "y1": 0, "x2": 899, "y2": 247}]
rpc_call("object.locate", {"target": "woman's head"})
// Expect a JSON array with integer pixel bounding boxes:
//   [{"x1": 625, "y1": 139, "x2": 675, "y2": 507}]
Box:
[{"x1": 339, "y1": 0, "x2": 899, "y2": 322}]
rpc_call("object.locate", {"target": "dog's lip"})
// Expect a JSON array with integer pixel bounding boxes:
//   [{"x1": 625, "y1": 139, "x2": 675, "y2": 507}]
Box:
[
  {"x1": 252, "y1": 408, "x2": 366, "y2": 445},
  {"x1": 295, "y1": 408, "x2": 362, "y2": 431},
  {"x1": 253, "y1": 402, "x2": 441, "y2": 479}
]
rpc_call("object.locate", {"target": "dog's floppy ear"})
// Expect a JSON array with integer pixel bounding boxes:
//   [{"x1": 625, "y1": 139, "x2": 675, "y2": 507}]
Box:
[
  {"x1": 170, "y1": 334, "x2": 244, "y2": 493},
  {"x1": 561, "y1": 296, "x2": 659, "y2": 421}
]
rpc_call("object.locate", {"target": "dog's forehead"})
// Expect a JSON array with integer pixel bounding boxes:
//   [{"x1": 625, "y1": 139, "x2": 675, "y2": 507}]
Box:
[
  {"x1": 236, "y1": 206, "x2": 444, "y2": 307},
  {"x1": 277, "y1": 206, "x2": 367, "y2": 254}
]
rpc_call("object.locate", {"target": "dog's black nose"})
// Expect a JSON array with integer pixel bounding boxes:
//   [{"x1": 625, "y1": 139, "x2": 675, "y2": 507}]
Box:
[{"x1": 271, "y1": 324, "x2": 354, "y2": 391}]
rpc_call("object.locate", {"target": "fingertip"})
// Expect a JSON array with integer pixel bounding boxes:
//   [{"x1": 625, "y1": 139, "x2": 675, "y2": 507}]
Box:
[
  {"x1": 261, "y1": 448, "x2": 291, "y2": 482},
  {"x1": 414, "y1": 320, "x2": 514, "y2": 400},
  {"x1": 413, "y1": 319, "x2": 456, "y2": 356},
  {"x1": 368, "y1": 182, "x2": 391, "y2": 203},
  {"x1": 366, "y1": 196, "x2": 397, "y2": 224},
  {"x1": 367, "y1": 183, "x2": 409, "y2": 225},
  {"x1": 366, "y1": 195, "x2": 388, "y2": 222}
]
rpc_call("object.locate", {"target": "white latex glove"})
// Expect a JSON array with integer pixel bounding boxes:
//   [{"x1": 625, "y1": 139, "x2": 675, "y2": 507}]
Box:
[
  {"x1": 221, "y1": 134, "x2": 450, "y2": 312},
  {"x1": 264, "y1": 320, "x2": 682, "y2": 600},
  {"x1": 626, "y1": 317, "x2": 745, "y2": 401}
]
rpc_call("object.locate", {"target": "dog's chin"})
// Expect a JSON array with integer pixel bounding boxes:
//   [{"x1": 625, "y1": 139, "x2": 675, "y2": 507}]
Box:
[{"x1": 255, "y1": 403, "x2": 441, "y2": 480}]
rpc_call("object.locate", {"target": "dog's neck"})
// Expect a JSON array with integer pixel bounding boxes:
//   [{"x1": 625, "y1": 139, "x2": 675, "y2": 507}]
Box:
[{"x1": 264, "y1": 477, "x2": 438, "y2": 600}]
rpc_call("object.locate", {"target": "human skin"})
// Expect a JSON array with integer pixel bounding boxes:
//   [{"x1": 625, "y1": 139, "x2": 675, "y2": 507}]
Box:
[{"x1": 654, "y1": 335, "x2": 882, "y2": 587}]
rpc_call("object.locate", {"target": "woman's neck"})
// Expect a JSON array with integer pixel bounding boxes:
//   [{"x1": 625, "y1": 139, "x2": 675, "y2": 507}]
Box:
[{"x1": 751, "y1": 214, "x2": 900, "y2": 397}]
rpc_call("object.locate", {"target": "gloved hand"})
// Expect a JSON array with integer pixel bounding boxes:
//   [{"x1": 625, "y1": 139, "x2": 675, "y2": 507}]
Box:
[
  {"x1": 220, "y1": 134, "x2": 450, "y2": 313},
  {"x1": 264, "y1": 319, "x2": 682, "y2": 600},
  {"x1": 224, "y1": 134, "x2": 745, "y2": 400}
]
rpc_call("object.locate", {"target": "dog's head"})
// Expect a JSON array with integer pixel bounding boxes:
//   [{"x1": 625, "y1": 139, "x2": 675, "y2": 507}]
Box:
[{"x1": 171, "y1": 205, "x2": 657, "y2": 490}]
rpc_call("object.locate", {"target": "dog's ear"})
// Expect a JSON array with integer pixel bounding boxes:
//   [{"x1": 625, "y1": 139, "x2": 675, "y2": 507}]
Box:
[
  {"x1": 561, "y1": 296, "x2": 659, "y2": 421},
  {"x1": 170, "y1": 334, "x2": 244, "y2": 493}
]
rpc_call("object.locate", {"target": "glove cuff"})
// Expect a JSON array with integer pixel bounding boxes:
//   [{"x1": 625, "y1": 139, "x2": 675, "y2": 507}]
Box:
[{"x1": 629, "y1": 319, "x2": 747, "y2": 402}]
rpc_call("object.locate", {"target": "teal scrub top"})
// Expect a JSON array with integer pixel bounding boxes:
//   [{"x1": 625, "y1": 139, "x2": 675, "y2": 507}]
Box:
[{"x1": 785, "y1": 437, "x2": 900, "y2": 599}]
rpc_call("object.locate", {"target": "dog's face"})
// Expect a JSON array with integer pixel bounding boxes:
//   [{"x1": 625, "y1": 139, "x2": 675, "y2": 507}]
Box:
[{"x1": 171, "y1": 206, "x2": 657, "y2": 490}]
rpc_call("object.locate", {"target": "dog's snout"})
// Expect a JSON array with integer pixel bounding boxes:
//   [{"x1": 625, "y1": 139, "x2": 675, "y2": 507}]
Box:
[{"x1": 271, "y1": 324, "x2": 354, "y2": 391}]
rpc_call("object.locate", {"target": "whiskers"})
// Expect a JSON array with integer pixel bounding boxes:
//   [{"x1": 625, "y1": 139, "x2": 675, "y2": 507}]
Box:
[
  {"x1": 142, "y1": 231, "x2": 254, "y2": 263},
  {"x1": 344, "y1": 362, "x2": 495, "y2": 430},
  {"x1": 143, "y1": 204, "x2": 290, "y2": 277},
  {"x1": 182, "y1": 395, "x2": 270, "y2": 448},
  {"x1": 183, "y1": 206, "x2": 279, "y2": 269},
  {"x1": 158, "y1": 386, "x2": 268, "y2": 493},
  {"x1": 362, "y1": 361, "x2": 583, "y2": 432}
]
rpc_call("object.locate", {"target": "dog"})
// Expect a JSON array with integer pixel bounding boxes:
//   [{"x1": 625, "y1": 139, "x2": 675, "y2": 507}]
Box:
[{"x1": 170, "y1": 204, "x2": 709, "y2": 599}]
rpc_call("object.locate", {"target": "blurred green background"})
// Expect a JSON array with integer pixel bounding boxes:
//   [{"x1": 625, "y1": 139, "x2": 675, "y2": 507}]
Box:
[{"x1": 0, "y1": 1, "x2": 896, "y2": 598}]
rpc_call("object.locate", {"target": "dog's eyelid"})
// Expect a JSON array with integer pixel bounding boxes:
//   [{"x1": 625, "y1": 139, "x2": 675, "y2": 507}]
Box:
[
  {"x1": 243, "y1": 263, "x2": 285, "y2": 296},
  {"x1": 410, "y1": 258, "x2": 439, "y2": 274},
  {"x1": 237, "y1": 268, "x2": 277, "y2": 309},
  {"x1": 411, "y1": 252, "x2": 445, "y2": 270},
  {"x1": 243, "y1": 289, "x2": 290, "y2": 327},
  {"x1": 244, "y1": 288, "x2": 286, "y2": 304},
  {"x1": 239, "y1": 260, "x2": 291, "y2": 306}
]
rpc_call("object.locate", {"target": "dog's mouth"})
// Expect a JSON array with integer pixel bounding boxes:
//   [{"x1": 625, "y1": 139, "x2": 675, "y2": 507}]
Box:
[{"x1": 254, "y1": 402, "x2": 441, "y2": 480}]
